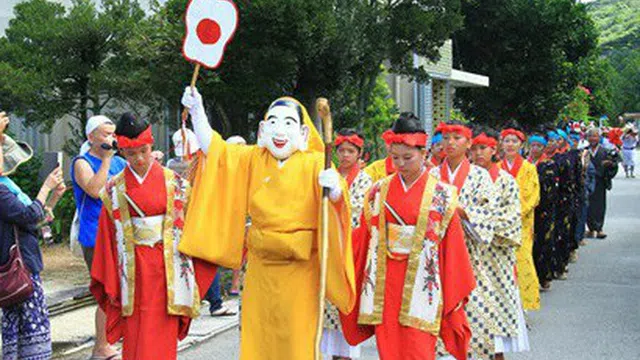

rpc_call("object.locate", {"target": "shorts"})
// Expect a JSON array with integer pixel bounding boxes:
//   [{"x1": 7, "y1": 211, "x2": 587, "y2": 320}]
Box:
[{"x1": 81, "y1": 245, "x2": 95, "y2": 272}]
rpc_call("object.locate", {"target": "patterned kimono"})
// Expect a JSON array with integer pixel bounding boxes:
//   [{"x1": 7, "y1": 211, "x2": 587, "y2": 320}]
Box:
[
  {"x1": 500, "y1": 156, "x2": 540, "y2": 311},
  {"x1": 90, "y1": 163, "x2": 216, "y2": 359},
  {"x1": 323, "y1": 167, "x2": 373, "y2": 356},
  {"x1": 486, "y1": 165, "x2": 527, "y2": 352},
  {"x1": 531, "y1": 156, "x2": 558, "y2": 285},
  {"x1": 340, "y1": 171, "x2": 476, "y2": 360},
  {"x1": 431, "y1": 159, "x2": 498, "y2": 360}
]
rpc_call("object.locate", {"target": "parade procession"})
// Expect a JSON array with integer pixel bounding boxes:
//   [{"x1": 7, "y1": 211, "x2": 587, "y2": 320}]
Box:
[{"x1": 0, "y1": 0, "x2": 639, "y2": 359}]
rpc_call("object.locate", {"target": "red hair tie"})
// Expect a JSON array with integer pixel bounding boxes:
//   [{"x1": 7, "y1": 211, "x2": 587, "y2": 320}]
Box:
[
  {"x1": 116, "y1": 126, "x2": 155, "y2": 149},
  {"x1": 335, "y1": 134, "x2": 364, "y2": 148},
  {"x1": 381, "y1": 131, "x2": 428, "y2": 147},
  {"x1": 500, "y1": 128, "x2": 525, "y2": 142},
  {"x1": 472, "y1": 133, "x2": 498, "y2": 148},
  {"x1": 441, "y1": 124, "x2": 473, "y2": 139}
]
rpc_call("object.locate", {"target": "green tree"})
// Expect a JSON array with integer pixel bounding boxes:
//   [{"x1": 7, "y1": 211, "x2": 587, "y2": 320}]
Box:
[
  {"x1": 453, "y1": 0, "x2": 598, "y2": 127},
  {"x1": 0, "y1": 0, "x2": 146, "y2": 153},
  {"x1": 130, "y1": 0, "x2": 463, "y2": 139}
]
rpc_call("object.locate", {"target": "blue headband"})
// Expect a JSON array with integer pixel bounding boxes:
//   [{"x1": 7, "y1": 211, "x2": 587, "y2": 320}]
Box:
[
  {"x1": 431, "y1": 133, "x2": 443, "y2": 145},
  {"x1": 556, "y1": 129, "x2": 569, "y2": 142},
  {"x1": 547, "y1": 131, "x2": 560, "y2": 140},
  {"x1": 529, "y1": 135, "x2": 547, "y2": 146}
]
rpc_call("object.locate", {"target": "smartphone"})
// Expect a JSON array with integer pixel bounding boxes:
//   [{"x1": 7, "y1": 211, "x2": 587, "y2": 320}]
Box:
[{"x1": 38, "y1": 151, "x2": 63, "y2": 183}]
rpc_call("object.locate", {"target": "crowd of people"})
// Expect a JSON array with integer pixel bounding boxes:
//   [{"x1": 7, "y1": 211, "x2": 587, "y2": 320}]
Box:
[{"x1": 0, "y1": 88, "x2": 636, "y2": 360}]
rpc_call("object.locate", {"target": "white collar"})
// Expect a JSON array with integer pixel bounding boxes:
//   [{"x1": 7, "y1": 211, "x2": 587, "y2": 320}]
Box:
[
  {"x1": 399, "y1": 167, "x2": 426, "y2": 192},
  {"x1": 447, "y1": 161, "x2": 462, "y2": 183},
  {"x1": 128, "y1": 163, "x2": 153, "y2": 185},
  {"x1": 506, "y1": 159, "x2": 515, "y2": 170}
]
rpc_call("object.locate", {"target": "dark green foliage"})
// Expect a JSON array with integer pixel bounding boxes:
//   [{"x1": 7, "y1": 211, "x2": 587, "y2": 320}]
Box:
[{"x1": 453, "y1": 0, "x2": 598, "y2": 126}]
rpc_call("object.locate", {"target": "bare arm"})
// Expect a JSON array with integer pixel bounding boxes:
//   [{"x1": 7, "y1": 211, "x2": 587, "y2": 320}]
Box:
[{"x1": 74, "y1": 155, "x2": 113, "y2": 199}]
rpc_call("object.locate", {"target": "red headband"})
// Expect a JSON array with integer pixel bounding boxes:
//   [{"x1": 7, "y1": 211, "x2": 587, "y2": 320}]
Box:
[
  {"x1": 441, "y1": 124, "x2": 473, "y2": 139},
  {"x1": 500, "y1": 128, "x2": 525, "y2": 142},
  {"x1": 116, "y1": 126, "x2": 154, "y2": 149},
  {"x1": 435, "y1": 122, "x2": 447, "y2": 134},
  {"x1": 472, "y1": 133, "x2": 498, "y2": 148},
  {"x1": 381, "y1": 130, "x2": 428, "y2": 147},
  {"x1": 335, "y1": 134, "x2": 364, "y2": 148}
]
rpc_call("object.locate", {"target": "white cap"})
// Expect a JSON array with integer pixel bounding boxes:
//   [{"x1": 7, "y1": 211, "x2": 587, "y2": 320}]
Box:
[
  {"x1": 226, "y1": 135, "x2": 247, "y2": 145},
  {"x1": 85, "y1": 115, "x2": 114, "y2": 137},
  {"x1": 172, "y1": 128, "x2": 201, "y2": 157}
]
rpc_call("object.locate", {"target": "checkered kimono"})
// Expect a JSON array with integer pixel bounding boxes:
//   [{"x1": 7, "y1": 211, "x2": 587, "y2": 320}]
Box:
[
  {"x1": 484, "y1": 169, "x2": 523, "y2": 339},
  {"x1": 431, "y1": 163, "x2": 500, "y2": 360}
]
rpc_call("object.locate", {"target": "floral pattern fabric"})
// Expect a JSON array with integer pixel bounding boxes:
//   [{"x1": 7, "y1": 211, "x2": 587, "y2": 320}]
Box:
[{"x1": 1, "y1": 273, "x2": 52, "y2": 360}]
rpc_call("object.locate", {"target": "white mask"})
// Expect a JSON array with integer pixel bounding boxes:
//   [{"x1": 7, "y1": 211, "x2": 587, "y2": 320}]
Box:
[{"x1": 258, "y1": 102, "x2": 309, "y2": 160}]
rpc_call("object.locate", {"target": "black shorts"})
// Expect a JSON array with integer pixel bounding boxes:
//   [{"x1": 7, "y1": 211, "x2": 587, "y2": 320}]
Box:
[{"x1": 81, "y1": 245, "x2": 95, "y2": 272}]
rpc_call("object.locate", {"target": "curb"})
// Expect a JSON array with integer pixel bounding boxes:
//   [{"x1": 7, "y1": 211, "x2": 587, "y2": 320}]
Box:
[
  {"x1": 178, "y1": 319, "x2": 239, "y2": 352},
  {"x1": 52, "y1": 317, "x2": 239, "y2": 359}
]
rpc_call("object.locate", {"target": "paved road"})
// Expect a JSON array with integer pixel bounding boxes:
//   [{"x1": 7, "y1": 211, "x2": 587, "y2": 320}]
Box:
[{"x1": 181, "y1": 167, "x2": 640, "y2": 360}]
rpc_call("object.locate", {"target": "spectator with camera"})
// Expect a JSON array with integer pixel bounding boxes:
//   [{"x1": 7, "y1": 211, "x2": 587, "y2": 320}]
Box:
[{"x1": 1, "y1": 111, "x2": 66, "y2": 360}]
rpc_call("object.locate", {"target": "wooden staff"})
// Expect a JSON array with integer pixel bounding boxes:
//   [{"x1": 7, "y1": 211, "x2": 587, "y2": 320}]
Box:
[
  {"x1": 181, "y1": 64, "x2": 201, "y2": 161},
  {"x1": 314, "y1": 97, "x2": 333, "y2": 360}
]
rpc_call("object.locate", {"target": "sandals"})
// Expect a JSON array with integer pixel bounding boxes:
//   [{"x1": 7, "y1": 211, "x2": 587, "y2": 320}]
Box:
[
  {"x1": 210, "y1": 305, "x2": 237, "y2": 317},
  {"x1": 89, "y1": 354, "x2": 121, "y2": 360}
]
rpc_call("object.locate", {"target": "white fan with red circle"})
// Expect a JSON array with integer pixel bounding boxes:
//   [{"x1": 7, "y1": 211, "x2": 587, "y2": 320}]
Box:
[{"x1": 182, "y1": 0, "x2": 239, "y2": 69}]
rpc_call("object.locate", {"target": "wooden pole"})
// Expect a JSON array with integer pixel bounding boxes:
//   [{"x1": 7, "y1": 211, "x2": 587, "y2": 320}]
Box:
[
  {"x1": 181, "y1": 63, "x2": 202, "y2": 123},
  {"x1": 181, "y1": 63, "x2": 201, "y2": 161},
  {"x1": 314, "y1": 97, "x2": 333, "y2": 360}
]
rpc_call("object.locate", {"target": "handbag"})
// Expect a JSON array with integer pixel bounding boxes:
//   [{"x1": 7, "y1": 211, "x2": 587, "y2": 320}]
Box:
[{"x1": 0, "y1": 225, "x2": 35, "y2": 308}]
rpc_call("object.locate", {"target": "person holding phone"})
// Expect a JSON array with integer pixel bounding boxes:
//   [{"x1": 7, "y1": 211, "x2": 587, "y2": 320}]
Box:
[
  {"x1": 1, "y1": 112, "x2": 66, "y2": 360},
  {"x1": 71, "y1": 115, "x2": 126, "y2": 360}
]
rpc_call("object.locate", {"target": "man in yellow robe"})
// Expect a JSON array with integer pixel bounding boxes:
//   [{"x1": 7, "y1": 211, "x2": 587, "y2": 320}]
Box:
[{"x1": 178, "y1": 88, "x2": 356, "y2": 360}]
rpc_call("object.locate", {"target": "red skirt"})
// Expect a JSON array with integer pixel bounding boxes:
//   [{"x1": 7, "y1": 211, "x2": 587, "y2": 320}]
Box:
[
  {"x1": 120, "y1": 244, "x2": 188, "y2": 360},
  {"x1": 375, "y1": 256, "x2": 437, "y2": 360}
]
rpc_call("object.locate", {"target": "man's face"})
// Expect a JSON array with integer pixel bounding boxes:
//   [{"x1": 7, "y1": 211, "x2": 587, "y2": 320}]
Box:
[
  {"x1": 121, "y1": 144, "x2": 153, "y2": 176},
  {"x1": 89, "y1": 124, "x2": 116, "y2": 150},
  {"x1": 259, "y1": 105, "x2": 308, "y2": 160},
  {"x1": 588, "y1": 132, "x2": 600, "y2": 147}
]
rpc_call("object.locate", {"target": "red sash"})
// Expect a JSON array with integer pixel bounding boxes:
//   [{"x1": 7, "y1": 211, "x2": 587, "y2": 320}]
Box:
[
  {"x1": 502, "y1": 155, "x2": 523, "y2": 179},
  {"x1": 341, "y1": 164, "x2": 361, "y2": 188},
  {"x1": 441, "y1": 158, "x2": 471, "y2": 192},
  {"x1": 488, "y1": 163, "x2": 500, "y2": 182}
]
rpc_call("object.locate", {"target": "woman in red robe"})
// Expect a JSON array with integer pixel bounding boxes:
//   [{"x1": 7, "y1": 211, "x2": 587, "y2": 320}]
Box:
[
  {"x1": 90, "y1": 114, "x2": 215, "y2": 360},
  {"x1": 340, "y1": 113, "x2": 476, "y2": 360}
]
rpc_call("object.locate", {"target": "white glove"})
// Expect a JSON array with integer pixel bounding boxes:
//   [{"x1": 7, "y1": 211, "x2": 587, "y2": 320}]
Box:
[
  {"x1": 318, "y1": 168, "x2": 343, "y2": 202},
  {"x1": 181, "y1": 86, "x2": 204, "y2": 112},
  {"x1": 181, "y1": 86, "x2": 213, "y2": 154}
]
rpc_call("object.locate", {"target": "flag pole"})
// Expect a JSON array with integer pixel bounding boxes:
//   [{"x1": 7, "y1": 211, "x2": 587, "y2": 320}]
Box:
[{"x1": 181, "y1": 63, "x2": 201, "y2": 161}]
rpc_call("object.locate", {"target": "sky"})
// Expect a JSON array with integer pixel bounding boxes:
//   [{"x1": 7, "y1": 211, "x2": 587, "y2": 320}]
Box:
[{"x1": 0, "y1": 0, "x2": 165, "y2": 36}]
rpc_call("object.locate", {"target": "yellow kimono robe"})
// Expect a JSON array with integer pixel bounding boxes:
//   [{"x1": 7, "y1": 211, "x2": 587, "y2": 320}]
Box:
[
  {"x1": 179, "y1": 101, "x2": 355, "y2": 360},
  {"x1": 363, "y1": 157, "x2": 393, "y2": 183},
  {"x1": 501, "y1": 158, "x2": 541, "y2": 310}
]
